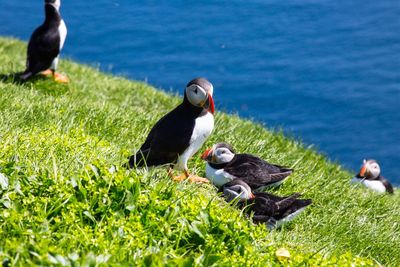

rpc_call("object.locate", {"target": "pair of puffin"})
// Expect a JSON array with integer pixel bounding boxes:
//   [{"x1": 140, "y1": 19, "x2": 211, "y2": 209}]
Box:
[
  {"x1": 20, "y1": 0, "x2": 68, "y2": 83},
  {"x1": 351, "y1": 159, "x2": 394, "y2": 194},
  {"x1": 126, "y1": 78, "x2": 291, "y2": 188},
  {"x1": 201, "y1": 142, "x2": 311, "y2": 227}
]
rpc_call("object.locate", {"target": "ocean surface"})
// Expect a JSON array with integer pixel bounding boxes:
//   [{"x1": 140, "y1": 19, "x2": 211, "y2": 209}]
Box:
[{"x1": 1, "y1": 1, "x2": 399, "y2": 184}]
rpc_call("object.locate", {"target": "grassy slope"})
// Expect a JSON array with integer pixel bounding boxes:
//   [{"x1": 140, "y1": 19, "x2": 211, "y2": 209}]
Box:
[{"x1": 0, "y1": 37, "x2": 398, "y2": 266}]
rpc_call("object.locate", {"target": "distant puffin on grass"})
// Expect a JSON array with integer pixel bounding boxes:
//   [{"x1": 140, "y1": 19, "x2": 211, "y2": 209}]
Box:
[
  {"x1": 128, "y1": 77, "x2": 215, "y2": 183},
  {"x1": 201, "y1": 142, "x2": 293, "y2": 189},
  {"x1": 351, "y1": 159, "x2": 394, "y2": 194},
  {"x1": 20, "y1": 0, "x2": 68, "y2": 83},
  {"x1": 221, "y1": 179, "x2": 312, "y2": 229}
]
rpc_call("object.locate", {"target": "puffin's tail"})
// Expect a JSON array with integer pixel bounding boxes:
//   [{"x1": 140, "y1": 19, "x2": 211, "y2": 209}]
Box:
[
  {"x1": 381, "y1": 178, "x2": 394, "y2": 194},
  {"x1": 19, "y1": 71, "x2": 34, "y2": 81},
  {"x1": 281, "y1": 198, "x2": 312, "y2": 219},
  {"x1": 275, "y1": 193, "x2": 302, "y2": 210},
  {"x1": 126, "y1": 151, "x2": 147, "y2": 169},
  {"x1": 266, "y1": 198, "x2": 312, "y2": 229},
  {"x1": 278, "y1": 167, "x2": 294, "y2": 176}
]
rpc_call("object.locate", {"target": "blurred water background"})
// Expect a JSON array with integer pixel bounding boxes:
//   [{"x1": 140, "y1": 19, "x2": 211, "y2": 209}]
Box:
[{"x1": 1, "y1": 0, "x2": 399, "y2": 183}]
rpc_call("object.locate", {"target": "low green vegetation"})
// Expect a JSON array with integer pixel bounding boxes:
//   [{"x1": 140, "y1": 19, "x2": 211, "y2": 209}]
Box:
[{"x1": 0, "y1": 37, "x2": 398, "y2": 266}]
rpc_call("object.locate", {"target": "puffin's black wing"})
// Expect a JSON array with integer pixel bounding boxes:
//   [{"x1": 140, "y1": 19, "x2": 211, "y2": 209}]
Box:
[
  {"x1": 254, "y1": 192, "x2": 298, "y2": 203},
  {"x1": 21, "y1": 25, "x2": 60, "y2": 79},
  {"x1": 380, "y1": 176, "x2": 394, "y2": 194},
  {"x1": 224, "y1": 154, "x2": 293, "y2": 188},
  {"x1": 255, "y1": 192, "x2": 311, "y2": 220},
  {"x1": 128, "y1": 104, "x2": 195, "y2": 168},
  {"x1": 248, "y1": 196, "x2": 277, "y2": 216}
]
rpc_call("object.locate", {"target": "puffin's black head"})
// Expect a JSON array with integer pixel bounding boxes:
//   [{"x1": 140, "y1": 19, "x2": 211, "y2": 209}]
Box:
[
  {"x1": 357, "y1": 159, "x2": 381, "y2": 179},
  {"x1": 221, "y1": 179, "x2": 255, "y2": 202},
  {"x1": 45, "y1": 0, "x2": 60, "y2": 10},
  {"x1": 184, "y1": 77, "x2": 215, "y2": 114},
  {"x1": 201, "y1": 142, "x2": 235, "y2": 164}
]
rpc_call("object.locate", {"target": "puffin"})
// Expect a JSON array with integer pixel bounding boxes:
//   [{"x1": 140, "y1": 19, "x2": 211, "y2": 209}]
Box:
[
  {"x1": 201, "y1": 142, "x2": 293, "y2": 189},
  {"x1": 221, "y1": 179, "x2": 312, "y2": 229},
  {"x1": 351, "y1": 159, "x2": 394, "y2": 194},
  {"x1": 19, "y1": 0, "x2": 68, "y2": 83},
  {"x1": 128, "y1": 77, "x2": 215, "y2": 183}
]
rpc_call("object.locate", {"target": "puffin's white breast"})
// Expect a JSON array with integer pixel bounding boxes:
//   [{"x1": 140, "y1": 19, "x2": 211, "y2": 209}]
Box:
[
  {"x1": 175, "y1": 112, "x2": 214, "y2": 171},
  {"x1": 350, "y1": 177, "x2": 386, "y2": 193},
  {"x1": 205, "y1": 163, "x2": 235, "y2": 187},
  {"x1": 58, "y1": 19, "x2": 67, "y2": 51}
]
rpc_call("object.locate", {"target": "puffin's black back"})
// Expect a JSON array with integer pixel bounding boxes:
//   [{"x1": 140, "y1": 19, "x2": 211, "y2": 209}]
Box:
[
  {"x1": 255, "y1": 192, "x2": 311, "y2": 219},
  {"x1": 241, "y1": 191, "x2": 312, "y2": 221},
  {"x1": 128, "y1": 101, "x2": 205, "y2": 168},
  {"x1": 22, "y1": 4, "x2": 61, "y2": 78},
  {"x1": 221, "y1": 154, "x2": 293, "y2": 188}
]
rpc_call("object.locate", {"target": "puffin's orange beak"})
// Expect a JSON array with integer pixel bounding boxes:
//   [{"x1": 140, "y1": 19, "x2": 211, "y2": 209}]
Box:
[
  {"x1": 359, "y1": 165, "x2": 367, "y2": 177},
  {"x1": 249, "y1": 192, "x2": 256, "y2": 199},
  {"x1": 201, "y1": 148, "x2": 212, "y2": 161},
  {"x1": 204, "y1": 93, "x2": 215, "y2": 114}
]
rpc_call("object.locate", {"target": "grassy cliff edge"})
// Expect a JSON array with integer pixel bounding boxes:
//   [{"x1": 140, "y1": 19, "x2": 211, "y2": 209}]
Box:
[{"x1": 0, "y1": 37, "x2": 399, "y2": 266}]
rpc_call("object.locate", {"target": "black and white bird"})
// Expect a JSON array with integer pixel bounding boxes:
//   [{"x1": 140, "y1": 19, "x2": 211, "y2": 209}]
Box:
[
  {"x1": 128, "y1": 77, "x2": 215, "y2": 183},
  {"x1": 20, "y1": 0, "x2": 68, "y2": 83},
  {"x1": 201, "y1": 142, "x2": 293, "y2": 189},
  {"x1": 351, "y1": 159, "x2": 394, "y2": 194},
  {"x1": 221, "y1": 179, "x2": 312, "y2": 229}
]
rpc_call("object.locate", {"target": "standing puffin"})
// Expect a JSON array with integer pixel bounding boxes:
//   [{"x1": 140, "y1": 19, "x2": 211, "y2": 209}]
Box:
[
  {"x1": 201, "y1": 142, "x2": 293, "y2": 189},
  {"x1": 221, "y1": 179, "x2": 312, "y2": 228},
  {"x1": 20, "y1": 0, "x2": 68, "y2": 83},
  {"x1": 128, "y1": 78, "x2": 215, "y2": 183},
  {"x1": 351, "y1": 159, "x2": 394, "y2": 194}
]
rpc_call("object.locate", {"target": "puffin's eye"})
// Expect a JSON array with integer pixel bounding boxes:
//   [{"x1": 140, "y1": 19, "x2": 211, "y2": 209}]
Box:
[
  {"x1": 194, "y1": 88, "x2": 198, "y2": 94},
  {"x1": 233, "y1": 187, "x2": 242, "y2": 194}
]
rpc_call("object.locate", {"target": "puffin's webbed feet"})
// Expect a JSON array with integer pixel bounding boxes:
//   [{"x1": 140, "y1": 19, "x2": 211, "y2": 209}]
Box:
[
  {"x1": 186, "y1": 174, "x2": 210, "y2": 183},
  {"x1": 40, "y1": 69, "x2": 69, "y2": 83},
  {"x1": 40, "y1": 69, "x2": 53, "y2": 77},
  {"x1": 170, "y1": 169, "x2": 210, "y2": 183},
  {"x1": 54, "y1": 72, "x2": 69, "y2": 83}
]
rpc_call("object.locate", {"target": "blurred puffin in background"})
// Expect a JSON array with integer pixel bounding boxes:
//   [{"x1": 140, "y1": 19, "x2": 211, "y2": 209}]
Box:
[
  {"x1": 201, "y1": 142, "x2": 293, "y2": 189},
  {"x1": 128, "y1": 77, "x2": 215, "y2": 183},
  {"x1": 221, "y1": 179, "x2": 312, "y2": 229},
  {"x1": 20, "y1": 0, "x2": 68, "y2": 83},
  {"x1": 351, "y1": 159, "x2": 394, "y2": 194}
]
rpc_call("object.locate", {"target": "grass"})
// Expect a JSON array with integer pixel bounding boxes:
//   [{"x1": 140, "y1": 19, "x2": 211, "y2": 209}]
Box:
[{"x1": 0, "y1": 37, "x2": 398, "y2": 266}]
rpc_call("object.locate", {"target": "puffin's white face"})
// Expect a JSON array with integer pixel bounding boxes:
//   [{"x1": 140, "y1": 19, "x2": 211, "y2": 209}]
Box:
[
  {"x1": 185, "y1": 84, "x2": 209, "y2": 106},
  {"x1": 201, "y1": 143, "x2": 235, "y2": 164},
  {"x1": 184, "y1": 78, "x2": 215, "y2": 114},
  {"x1": 223, "y1": 183, "x2": 254, "y2": 202},
  {"x1": 359, "y1": 159, "x2": 381, "y2": 179},
  {"x1": 212, "y1": 147, "x2": 235, "y2": 164}
]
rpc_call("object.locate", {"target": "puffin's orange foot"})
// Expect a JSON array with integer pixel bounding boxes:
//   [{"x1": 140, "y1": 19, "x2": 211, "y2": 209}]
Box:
[
  {"x1": 187, "y1": 175, "x2": 210, "y2": 183},
  {"x1": 54, "y1": 72, "x2": 69, "y2": 83},
  {"x1": 40, "y1": 69, "x2": 53, "y2": 77},
  {"x1": 172, "y1": 173, "x2": 187, "y2": 182},
  {"x1": 172, "y1": 174, "x2": 209, "y2": 183}
]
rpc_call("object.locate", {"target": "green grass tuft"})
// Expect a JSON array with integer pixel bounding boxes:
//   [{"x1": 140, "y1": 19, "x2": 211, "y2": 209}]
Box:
[{"x1": 1, "y1": 37, "x2": 398, "y2": 266}]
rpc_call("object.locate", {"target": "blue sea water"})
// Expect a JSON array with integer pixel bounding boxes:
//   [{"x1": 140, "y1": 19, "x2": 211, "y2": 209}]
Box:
[{"x1": 1, "y1": 1, "x2": 399, "y2": 184}]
